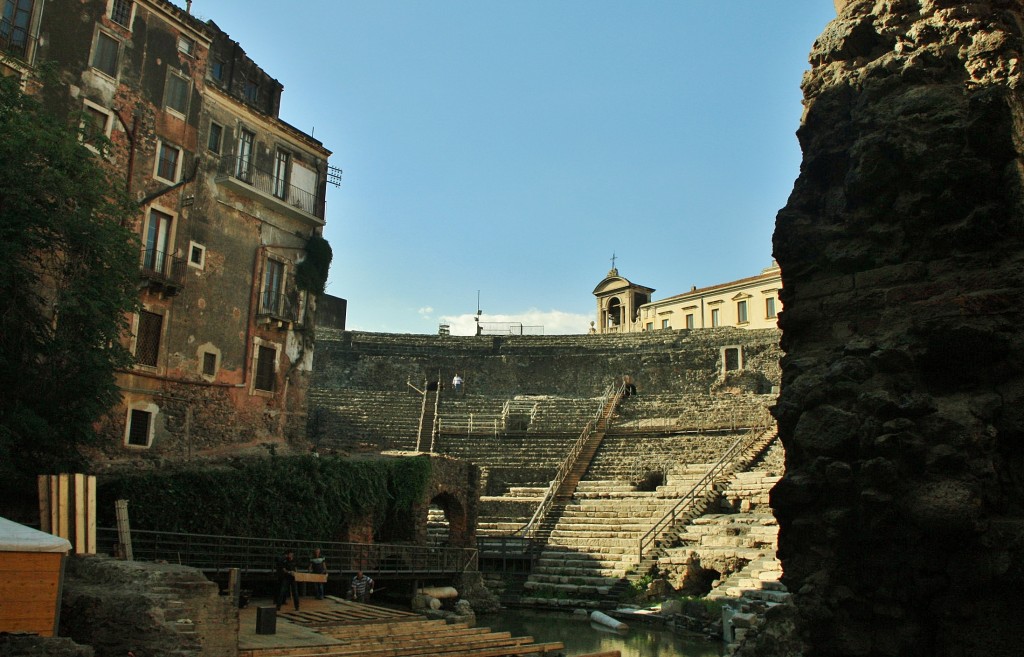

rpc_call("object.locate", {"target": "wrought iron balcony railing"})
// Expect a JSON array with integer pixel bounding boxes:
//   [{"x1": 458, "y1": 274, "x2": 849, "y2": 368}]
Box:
[
  {"x1": 139, "y1": 247, "x2": 187, "y2": 293},
  {"x1": 218, "y1": 155, "x2": 323, "y2": 219},
  {"x1": 257, "y1": 290, "x2": 301, "y2": 324}
]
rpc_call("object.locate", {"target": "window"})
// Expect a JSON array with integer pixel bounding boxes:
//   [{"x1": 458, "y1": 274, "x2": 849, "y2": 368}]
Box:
[
  {"x1": 188, "y1": 241, "x2": 205, "y2": 269},
  {"x1": 273, "y1": 149, "x2": 290, "y2": 198},
  {"x1": 661, "y1": 319, "x2": 671, "y2": 329},
  {"x1": 737, "y1": 300, "x2": 748, "y2": 324},
  {"x1": 202, "y1": 352, "x2": 217, "y2": 377},
  {"x1": 81, "y1": 100, "x2": 113, "y2": 153},
  {"x1": 1, "y1": 0, "x2": 35, "y2": 58},
  {"x1": 126, "y1": 408, "x2": 153, "y2": 446},
  {"x1": 164, "y1": 69, "x2": 190, "y2": 115},
  {"x1": 766, "y1": 297, "x2": 777, "y2": 319},
  {"x1": 177, "y1": 34, "x2": 194, "y2": 56},
  {"x1": 236, "y1": 128, "x2": 255, "y2": 181},
  {"x1": 261, "y1": 259, "x2": 284, "y2": 315},
  {"x1": 210, "y1": 58, "x2": 225, "y2": 81},
  {"x1": 143, "y1": 209, "x2": 173, "y2": 274},
  {"x1": 91, "y1": 31, "x2": 120, "y2": 77},
  {"x1": 724, "y1": 347, "x2": 742, "y2": 372},
  {"x1": 135, "y1": 310, "x2": 162, "y2": 367},
  {"x1": 254, "y1": 344, "x2": 277, "y2": 392},
  {"x1": 645, "y1": 322, "x2": 653, "y2": 332},
  {"x1": 207, "y1": 122, "x2": 223, "y2": 153},
  {"x1": 244, "y1": 78, "x2": 260, "y2": 103},
  {"x1": 155, "y1": 141, "x2": 181, "y2": 182},
  {"x1": 685, "y1": 313, "x2": 695, "y2": 329},
  {"x1": 711, "y1": 308, "x2": 720, "y2": 327},
  {"x1": 109, "y1": 0, "x2": 132, "y2": 28}
]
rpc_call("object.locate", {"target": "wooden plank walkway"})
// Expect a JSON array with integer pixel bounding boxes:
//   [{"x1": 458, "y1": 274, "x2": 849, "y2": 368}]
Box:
[{"x1": 239, "y1": 598, "x2": 563, "y2": 657}]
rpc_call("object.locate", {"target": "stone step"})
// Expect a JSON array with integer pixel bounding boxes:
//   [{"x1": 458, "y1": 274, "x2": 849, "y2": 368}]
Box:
[
  {"x1": 532, "y1": 565, "x2": 626, "y2": 578},
  {"x1": 518, "y1": 596, "x2": 602, "y2": 609},
  {"x1": 546, "y1": 536, "x2": 643, "y2": 549},
  {"x1": 548, "y1": 529, "x2": 646, "y2": 540},
  {"x1": 551, "y1": 516, "x2": 652, "y2": 528},
  {"x1": 527, "y1": 573, "x2": 626, "y2": 587},
  {"x1": 522, "y1": 581, "x2": 615, "y2": 597}
]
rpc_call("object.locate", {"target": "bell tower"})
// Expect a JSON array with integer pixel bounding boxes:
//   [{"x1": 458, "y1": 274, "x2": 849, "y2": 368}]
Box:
[{"x1": 592, "y1": 263, "x2": 654, "y2": 335}]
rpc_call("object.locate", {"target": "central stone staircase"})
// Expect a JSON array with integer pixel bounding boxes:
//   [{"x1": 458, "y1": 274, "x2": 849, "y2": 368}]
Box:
[
  {"x1": 520, "y1": 467, "x2": 713, "y2": 608},
  {"x1": 519, "y1": 426, "x2": 779, "y2": 609}
]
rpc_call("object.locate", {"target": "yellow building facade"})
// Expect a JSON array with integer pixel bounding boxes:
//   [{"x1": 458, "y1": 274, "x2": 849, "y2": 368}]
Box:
[{"x1": 593, "y1": 262, "x2": 781, "y2": 334}]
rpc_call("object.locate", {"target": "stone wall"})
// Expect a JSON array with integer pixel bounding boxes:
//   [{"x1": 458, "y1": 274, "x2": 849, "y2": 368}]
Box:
[
  {"x1": 413, "y1": 454, "x2": 481, "y2": 548},
  {"x1": 313, "y1": 328, "x2": 781, "y2": 398},
  {"x1": 771, "y1": 2, "x2": 1024, "y2": 656},
  {"x1": 59, "y1": 556, "x2": 237, "y2": 657}
]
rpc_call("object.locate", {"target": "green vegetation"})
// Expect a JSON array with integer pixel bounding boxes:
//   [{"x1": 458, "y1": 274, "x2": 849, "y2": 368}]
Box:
[
  {"x1": 98, "y1": 455, "x2": 432, "y2": 540},
  {"x1": 296, "y1": 234, "x2": 332, "y2": 295},
  {"x1": 619, "y1": 573, "x2": 655, "y2": 603},
  {"x1": 674, "y1": 595, "x2": 726, "y2": 617},
  {"x1": 0, "y1": 73, "x2": 139, "y2": 507}
]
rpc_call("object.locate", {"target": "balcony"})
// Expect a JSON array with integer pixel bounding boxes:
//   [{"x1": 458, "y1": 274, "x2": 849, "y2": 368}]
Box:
[
  {"x1": 217, "y1": 155, "x2": 324, "y2": 225},
  {"x1": 257, "y1": 290, "x2": 302, "y2": 330},
  {"x1": 139, "y1": 248, "x2": 186, "y2": 297}
]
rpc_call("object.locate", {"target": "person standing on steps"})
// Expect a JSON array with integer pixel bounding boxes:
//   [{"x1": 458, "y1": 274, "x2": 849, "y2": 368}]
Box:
[
  {"x1": 452, "y1": 373, "x2": 464, "y2": 395},
  {"x1": 623, "y1": 374, "x2": 637, "y2": 398}
]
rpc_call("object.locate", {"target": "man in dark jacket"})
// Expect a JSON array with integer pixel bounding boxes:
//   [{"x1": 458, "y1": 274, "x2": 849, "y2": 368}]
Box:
[{"x1": 275, "y1": 549, "x2": 299, "y2": 611}]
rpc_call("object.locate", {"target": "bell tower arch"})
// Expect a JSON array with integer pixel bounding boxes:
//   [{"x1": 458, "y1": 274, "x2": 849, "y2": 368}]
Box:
[{"x1": 592, "y1": 267, "x2": 654, "y2": 334}]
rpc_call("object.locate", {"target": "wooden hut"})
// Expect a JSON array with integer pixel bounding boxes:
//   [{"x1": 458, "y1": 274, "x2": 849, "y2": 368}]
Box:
[{"x1": 0, "y1": 516, "x2": 72, "y2": 636}]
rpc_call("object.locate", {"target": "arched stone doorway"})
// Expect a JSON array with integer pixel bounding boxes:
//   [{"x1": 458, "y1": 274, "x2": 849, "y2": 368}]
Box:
[{"x1": 426, "y1": 492, "x2": 467, "y2": 548}]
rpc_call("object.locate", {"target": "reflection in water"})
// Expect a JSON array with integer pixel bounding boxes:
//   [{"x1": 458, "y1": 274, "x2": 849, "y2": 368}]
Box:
[{"x1": 478, "y1": 609, "x2": 722, "y2": 657}]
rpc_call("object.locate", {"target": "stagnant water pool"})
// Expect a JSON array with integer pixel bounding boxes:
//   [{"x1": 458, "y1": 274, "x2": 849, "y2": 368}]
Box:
[{"x1": 478, "y1": 608, "x2": 723, "y2": 657}]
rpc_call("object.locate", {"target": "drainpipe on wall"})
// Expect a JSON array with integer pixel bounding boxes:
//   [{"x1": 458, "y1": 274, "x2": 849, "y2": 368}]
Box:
[{"x1": 243, "y1": 244, "x2": 265, "y2": 390}]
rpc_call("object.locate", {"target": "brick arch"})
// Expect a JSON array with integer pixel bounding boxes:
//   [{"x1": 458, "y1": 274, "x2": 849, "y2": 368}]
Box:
[{"x1": 413, "y1": 455, "x2": 479, "y2": 549}]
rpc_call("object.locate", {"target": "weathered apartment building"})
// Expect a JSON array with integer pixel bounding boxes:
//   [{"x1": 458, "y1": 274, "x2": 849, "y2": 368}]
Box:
[{"x1": 1, "y1": 0, "x2": 342, "y2": 458}]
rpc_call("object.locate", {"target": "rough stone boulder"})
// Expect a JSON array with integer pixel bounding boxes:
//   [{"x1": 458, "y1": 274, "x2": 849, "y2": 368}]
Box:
[
  {"x1": 60, "y1": 556, "x2": 236, "y2": 657},
  {"x1": 769, "y1": 1, "x2": 1024, "y2": 656}
]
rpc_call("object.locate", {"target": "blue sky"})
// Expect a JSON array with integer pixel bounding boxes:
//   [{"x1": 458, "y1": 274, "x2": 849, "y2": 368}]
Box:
[{"x1": 191, "y1": 1, "x2": 836, "y2": 335}]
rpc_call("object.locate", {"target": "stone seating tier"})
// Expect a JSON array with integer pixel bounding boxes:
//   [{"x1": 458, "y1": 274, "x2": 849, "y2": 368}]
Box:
[
  {"x1": 585, "y1": 434, "x2": 739, "y2": 483},
  {"x1": 610, "y1": 393, "x2": 776, "y2": 434}
]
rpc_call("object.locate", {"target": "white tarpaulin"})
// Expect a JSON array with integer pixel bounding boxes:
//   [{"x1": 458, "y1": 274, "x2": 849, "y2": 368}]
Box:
[{"x1": 0, "y1": 515, "x2": 71, "y2": 553}]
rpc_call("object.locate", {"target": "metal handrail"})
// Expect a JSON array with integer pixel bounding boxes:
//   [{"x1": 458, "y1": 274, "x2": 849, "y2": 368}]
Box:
[
  {"x1": 517, "y1": 382, "x2": 621, "y2": 539},
  {"x1": 636, "y1": 414, "x2": 775, "y2": 561},
  {"x1": 96, "y1": 528, "x2": 479, "y2": 575}
]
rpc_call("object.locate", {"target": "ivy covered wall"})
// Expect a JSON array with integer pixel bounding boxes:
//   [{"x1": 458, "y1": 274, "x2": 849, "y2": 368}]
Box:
[{"x1": 98, "y1": 454, "x2": 432, "y2": 542}]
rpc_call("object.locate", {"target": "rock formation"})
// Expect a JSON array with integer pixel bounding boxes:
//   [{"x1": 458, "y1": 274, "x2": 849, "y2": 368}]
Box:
[{"x1": 772, "y1": 1, "x2": 1024, "y2": 655}]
